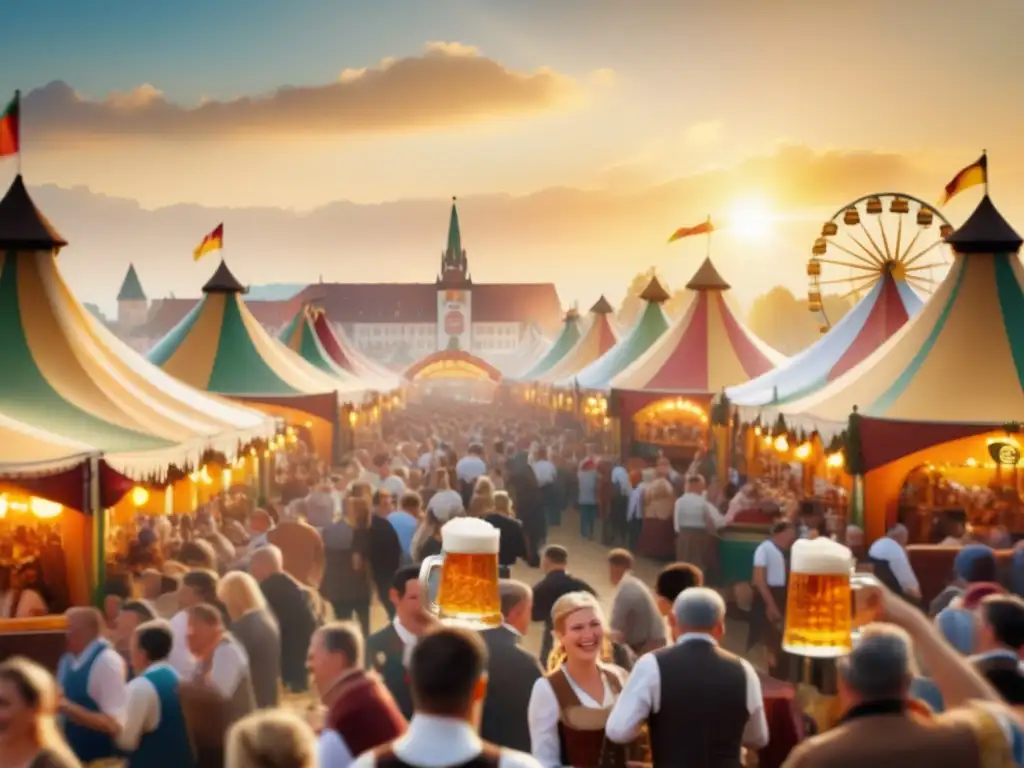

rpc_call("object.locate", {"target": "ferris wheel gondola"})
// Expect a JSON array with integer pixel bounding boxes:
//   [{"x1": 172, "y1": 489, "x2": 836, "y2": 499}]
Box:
[{"x1": 807, "y1": 193, "x2": 954, "y2": 331}]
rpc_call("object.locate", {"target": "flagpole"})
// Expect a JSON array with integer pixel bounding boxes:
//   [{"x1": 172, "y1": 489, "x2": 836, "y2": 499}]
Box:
[
  {"x1": 14, "y1": 89, "x2": 21, "y2": 177},
  {"x1": 706, "y1": 214, "x2": 711, "y2": 258},
  {"x1": 983, "y1": 148, "x2": 988, "y2": 196}
]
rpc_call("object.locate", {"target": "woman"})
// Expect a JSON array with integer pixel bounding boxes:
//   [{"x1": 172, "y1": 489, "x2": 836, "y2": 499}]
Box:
[
  {"x1": 1, "y1": 565, "x2": 49, "y2": 620},
  {"x1": 217, "y1": 572, "x2": 282, "y2": 709},
  {"x1": 226, "y1": 710, "x2": 316, "y2": 768},
  {"x1": 484, "y1": 492, "x2": 529, "y2": 578},
  {"x1": 0, "y1": 657, "x2": 80, "y2": 768},
  {"x1": 472, "y1": 475, "x2": 496, "y2": 511},
  {"x1": 527, "y1": 592, "x2": 645, "y2": 768}
]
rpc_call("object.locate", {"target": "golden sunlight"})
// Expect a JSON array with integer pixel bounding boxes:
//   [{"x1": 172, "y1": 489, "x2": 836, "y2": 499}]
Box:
[{"x1": 728, "y1": 196, "x2": 773, "y2": 240}]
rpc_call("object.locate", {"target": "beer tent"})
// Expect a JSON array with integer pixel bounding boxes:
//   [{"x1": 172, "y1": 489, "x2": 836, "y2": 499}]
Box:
[
  {"x1": 148, "y1": 260, "x2": 365, "y2": 461},
  {"x1": 537, "y1": 297, "x2": 619, "y2": 384},
  {"x1": 517, "y1": 306, "x2": 584, "y2": 382}
]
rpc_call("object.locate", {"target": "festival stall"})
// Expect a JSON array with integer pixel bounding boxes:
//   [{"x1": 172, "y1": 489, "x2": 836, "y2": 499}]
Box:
[
  {"x1": 0, "y1": 175, "x2": 277, "y2": 657},
  {"x1": 608, "y1": 258, "x2": 785, "y2": 574},
  {"x1": 148, "y1": 260, "x2": 364, "y2": 462},
  {"x1": 768, "y1": 196, "x2": 1024, "y2": 583}
]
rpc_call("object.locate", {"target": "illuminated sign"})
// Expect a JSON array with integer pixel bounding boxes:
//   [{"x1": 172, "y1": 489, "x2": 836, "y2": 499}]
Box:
[{"x1": 988, "y1": 440, "x2": 1021, "y2": 466}]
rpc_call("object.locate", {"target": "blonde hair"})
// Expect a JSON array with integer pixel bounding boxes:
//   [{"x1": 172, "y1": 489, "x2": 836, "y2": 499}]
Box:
[
  {"x1": 346, "y1": 496, "x2": 371, "y2": 529},
  {"x1": 546, "y1": 591, "x2": 611, "y2": 672},
  {"x1": 227, "y1": 710, "x2": 316, "y2": 768},
  {"x1": 0, "y1": 657, "x2": 75, "y2": 764},
  {"x1": 468, "y1": 495, "x2": 491, "y2": 518},
  {"x1": 217, "y1": 571, "x2": 267, "y2": 622},
  {"x1": 493, "y1": 491, "x2": 515, "y2": 519},
  {"x1": 433, "y1": 468, "x2": 451, "y2": 490}
]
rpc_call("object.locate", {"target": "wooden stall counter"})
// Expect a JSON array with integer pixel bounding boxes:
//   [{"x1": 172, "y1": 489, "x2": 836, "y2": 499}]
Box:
[{"x1": 0, "y1": 615, "x2": 68, "y2": 672}]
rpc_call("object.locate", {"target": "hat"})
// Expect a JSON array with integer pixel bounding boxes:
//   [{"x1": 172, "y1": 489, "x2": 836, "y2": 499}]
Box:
[
  {"x1": 954, "y1": 545, "x2": 997, "y2": 583},
  {"x1": 935, "y1": 607, "x2": 976, "y2": 655}
]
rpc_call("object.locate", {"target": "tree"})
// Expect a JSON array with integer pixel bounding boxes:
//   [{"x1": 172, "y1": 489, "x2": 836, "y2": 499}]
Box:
[
  {"x1": 747, "y1": 286, "x2": 853, "y2": 355},
  {"x1": 616, "y1": 267, "x2": 660, "y2": 327}
]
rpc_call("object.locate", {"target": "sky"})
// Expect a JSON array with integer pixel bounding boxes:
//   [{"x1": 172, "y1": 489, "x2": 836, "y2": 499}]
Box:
[{"x1": 2, "y1": 0, "x2": 1023, "y2": 309}]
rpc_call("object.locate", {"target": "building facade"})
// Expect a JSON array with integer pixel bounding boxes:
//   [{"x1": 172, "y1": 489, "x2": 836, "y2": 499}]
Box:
[{"x1": 113, "y1": 199, "x2": 563, "y2": 367}]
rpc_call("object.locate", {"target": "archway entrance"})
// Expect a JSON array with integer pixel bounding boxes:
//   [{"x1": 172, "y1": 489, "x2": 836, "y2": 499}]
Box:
[{"x1": 403, "y1": 349, "x2": 502, "y2": 403}]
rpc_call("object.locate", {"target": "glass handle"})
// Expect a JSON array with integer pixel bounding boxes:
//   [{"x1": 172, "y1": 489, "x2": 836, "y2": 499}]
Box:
[
  {"x1": 419, "y1": 555, "x2": 443, "y2": 615},
  {"x1": 851, "y1": 572, "x2": 882, "y2": 629}
]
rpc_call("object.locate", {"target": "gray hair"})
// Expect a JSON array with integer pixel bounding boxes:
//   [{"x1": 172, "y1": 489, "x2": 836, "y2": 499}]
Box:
[
  {"x1": 499, "y1": 579, "x2": 532, "y2": 618},
  {"x1": 838, "y1": 624, "x2": 914, "y2": 699},
  {"x1": 887, "y1": 524, "x2": 908, "y2": 538},
  {"x1": 250, "y1": 545, "x2": 283, "y2": 573},
  {"x1": 317, "y1": 621, "x2": 364, "y2": 667},
  {"x1": 672, "y1": 587, "x2": 725, "y2": 631}
]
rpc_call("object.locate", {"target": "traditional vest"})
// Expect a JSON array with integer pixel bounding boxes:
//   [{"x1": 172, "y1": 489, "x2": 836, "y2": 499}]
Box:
[
  {"x1": 547, "y1": 665, "x2": 627, "y2": 768},
  {"x1": 327, "y1": 670, "x2": 408, "y2": 759},
  {"x1": 372, "y1": 741, "x2": 500, "y2": 768},
  {"x1": 648, "y1": 639, "x2": 749, "y2": 768},
  {"x1": 57, "y1": 639, "x2": 119, "y2": 763},
  {"x1": 129, "y1": 665, "x2": 195, "y2": 768}
]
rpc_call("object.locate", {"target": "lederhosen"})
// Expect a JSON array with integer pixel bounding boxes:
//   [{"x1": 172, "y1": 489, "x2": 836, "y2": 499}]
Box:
[
  {"x1": 547, "y1": 665, "x2": 647, "y2": 768},
  {"x1": 373, "y1": 742, "x2": 500, "y2": 767},
  {"x1": 749, "y1": 541, "x2": 790, "y2": 677}
]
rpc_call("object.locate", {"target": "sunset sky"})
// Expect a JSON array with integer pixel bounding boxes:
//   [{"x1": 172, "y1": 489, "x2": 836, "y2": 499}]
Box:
[{"x1": 2, "y1": 0, "x2": 1023, "y2": 310}]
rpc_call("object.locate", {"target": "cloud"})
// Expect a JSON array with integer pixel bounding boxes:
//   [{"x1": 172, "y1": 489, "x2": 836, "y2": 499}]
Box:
[
  {"x1": 683, "y1": 120, "x2": 724, "y2": 147},
  {"x1": 22, "y1": 42, "x2": 586, "y2": 143}
]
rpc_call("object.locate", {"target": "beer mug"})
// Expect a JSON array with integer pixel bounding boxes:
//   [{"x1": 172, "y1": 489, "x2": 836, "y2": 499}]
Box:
[
  {"x1": 782, "y1": 537, "x2": 880, "y2": 658},
  {"x1": 419, "y1": 517, "x2": 502, "y2": 629}
]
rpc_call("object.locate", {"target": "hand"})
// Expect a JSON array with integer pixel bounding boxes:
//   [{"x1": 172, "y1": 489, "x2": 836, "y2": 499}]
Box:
[
  {"x1": 858, "y1": 578, "x2": 917, "y2": 629},
  {"x1": 766, "y1": 603, "x2": 782, "y2": 624}
]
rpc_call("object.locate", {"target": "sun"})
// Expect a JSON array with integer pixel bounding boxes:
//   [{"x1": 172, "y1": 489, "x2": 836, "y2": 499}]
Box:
[{"x1": 729, "y1": 197, "x2": 773, "y2": 240}]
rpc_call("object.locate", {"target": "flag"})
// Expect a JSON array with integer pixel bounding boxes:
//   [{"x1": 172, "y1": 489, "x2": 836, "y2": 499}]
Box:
[
  {"x1": 939, "y1": 153, "x2": 987, "y2": 205},
  {"x1": 193, "y1": 223, "x2": 223, "y2": 261},
  {"x1": 0, "y1": 91, "x2": 19, "y2": 158},
  {"x1": 668, "y1": 218, "x2": 714, "y2": 243}
]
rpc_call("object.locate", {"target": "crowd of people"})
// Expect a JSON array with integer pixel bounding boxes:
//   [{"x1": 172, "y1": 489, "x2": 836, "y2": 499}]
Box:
[{"x1": 3, "y1": 402, "x2": 1024, "y2": 767}]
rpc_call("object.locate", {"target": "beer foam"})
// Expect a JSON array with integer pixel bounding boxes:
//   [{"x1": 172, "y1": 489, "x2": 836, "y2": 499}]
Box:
[
  {"x1": 441, "y1": 517, "x2": 500, "y2": 554},
  {"x1": 789, "y1": 537, "x2": 853, "y2": 575}
]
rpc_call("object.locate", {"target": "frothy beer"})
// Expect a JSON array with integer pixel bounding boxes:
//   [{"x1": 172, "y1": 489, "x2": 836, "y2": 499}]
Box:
[
  {"x1": 436, "y1": 517, "x2": 502, "y2": 627},
  {"x1": 782, "y1": 538, "x2": 855, "y2": 658}
]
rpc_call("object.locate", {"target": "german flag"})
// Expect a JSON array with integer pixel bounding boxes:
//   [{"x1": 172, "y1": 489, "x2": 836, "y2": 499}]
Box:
[
  {"x1": 0, "y1": 91, "x2": 19, "y2": 158},
  {"x1": 939, "y1": 153, "x2": 987, "y2": 205},
  {"x1": 668, "y1": 218, "x2": 714, "y2": 244},
  {"x1": 193, "y1": 223, "x2": 223, "y2": 261}
]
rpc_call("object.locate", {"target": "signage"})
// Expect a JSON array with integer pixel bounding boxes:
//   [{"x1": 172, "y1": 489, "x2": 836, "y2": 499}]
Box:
[
  {"x1": 988, "y1": 440, "x2": 1021, "y2": 466},
  {"x1": 437, "y1": 289, "x2": 472, "y2": 351}
]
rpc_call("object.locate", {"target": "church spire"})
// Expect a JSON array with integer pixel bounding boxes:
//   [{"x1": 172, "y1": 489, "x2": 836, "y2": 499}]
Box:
[
  {"x1": 439, "y1": 196, "x2": 469, "y2": 284},
  {"x1": 447, "y1": 196, "x2": 462, "y2": 258}
]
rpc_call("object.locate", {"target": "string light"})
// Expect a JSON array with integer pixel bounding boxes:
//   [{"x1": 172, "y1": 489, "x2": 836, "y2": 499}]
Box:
[
  {"x1": 826, "y1": 452, "x2": 845, "y2": 469},
  {"x1": 131, "y1": 486, "x2": 150, "y2": 507},
  {"x1": 794, "y1": 443, "x2": 812, "y2": 460}
]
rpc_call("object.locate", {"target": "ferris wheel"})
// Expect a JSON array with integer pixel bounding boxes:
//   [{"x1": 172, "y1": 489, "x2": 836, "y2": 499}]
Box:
[{"x1": 807, "y1": 193, "x2": 955, "y2": 331}]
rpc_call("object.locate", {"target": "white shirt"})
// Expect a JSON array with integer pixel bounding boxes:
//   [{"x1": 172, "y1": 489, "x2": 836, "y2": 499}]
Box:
[
  {"x1": 455, "y1": 455, "x2": 487, "y2": 483},
  {"x1": 393, "y1": 617, "x2": 418, "y2": 668},
  {"x1": 417, "y1": 452, "x2": 435, "y2": 471},
  {"x1": 168, "y1": 610, "x2": 196, "y2": 678},
  {"x1": 115, "y1": 663, "x2": 177, "y2": 751},
  {"x1": 610, "y1": 466, "x2": 632, "y2": 496},
  {"x1": 352, "y1": 714, "x2": 540, "y2": 768},
  {"x1": 867, "y1": 536, "x2": 920, "y2": 593},
  {"x1": 753, "y1": 540, "x2": 787, "y2": 587},
  {"x1": 531, "y1": 460, "x2": 557, "y2": 487},
  {"x1": 382, "y1": 475, "x2": 407, "y2": 497},
  {"x1": 207, "y1": 635, "x2": 249, "y2": 699},
  {"x1": 528, "y1": 665, "x2": 620, "y2": 768},
  {"x1": 64, "y1": 640, "x2": 128, "y2": 723},
  {"x1": 1, "y1": 588, "x2": 47, "y2": 618},
  {"x1": 674, "y1": 493, "x2": 726, "y2": 532},
  {"x1": 427, "y1": 489, "x2": 464, "y2": 522},
  {"x1": 627, "y1": 484, "x2": 645, "y2": 521},
  {"x1": 318, "y1": 729, "x2": 354, "y2": 768},
  {"x1": 604, "y1": 634, "x2": 769, "y2": 750}
]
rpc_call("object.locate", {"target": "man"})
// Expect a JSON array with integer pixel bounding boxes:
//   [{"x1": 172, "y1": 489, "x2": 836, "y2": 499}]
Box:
[
  {"x1": 390, "y1": 492, "x2": 422, "y2": 561},
  {"x1": 606, "y1": 549, "x2": 666, "y2": 656},
  {"x1": 607, "y1": 459, "x2": 632, "y2": 547},
  {"x1": 115, "y1": 600, "x2": 157, "y2": 673},
  {"x1": 972, "y1": 594, "x2": 1024, "y2": 704},
  {"x1": 654, "y1": 562, "x2": 704, "y2": 617},
  {"x1": 750, "y1": 520, "x2": 797, "y2": 678},
  {"x1": 309, "y1": 622, "x2": 407, "y2": 767},
  {"x1": 375, "y1": 454, "x2": 408, "y2": 497},
  {"x1": 674, "y1": 474, "x2": 727, "y2": 577},
  {"x1": 782, "y1": 618, "x2": 1024, "y2": 767},
  {"x1": 456, "y1": 444, "x2": 488, "y2": 507},
  {"x1": 186, "y1": 604, "x2": 255, "y2": 724},
  {"x1": 480, "y1": 580, "x2": 543, "y2": 752},
  {"x1": 626, "y1": 469, "x2": 649, "y2": 553},
  {"x1": 168, "y1": 569, "x2": 223, "y2": 677},
  {"x1": 366, "y1": 565, "x2": 433, "y2": 719},
  {"x1": 251, "y1": 545, "x2": 319, "y2": 693},
  {"x1": 369, "y1": 492, "x2": 404, "y2": 620},
  {"x1": 353, "y1": 628, "x2": 540, "y2": 767},
  {"x1": 116, "y1": 620, "x2": 195, "y2": 768},
  {"x1": 321, "y1": 505, "x2": 371, "y2": 639},
  {"x1": 606, "y1": 588, "x2": 768, "y2": 766},
  {"x1": 306, "y1": 479, "x2": 337, "y2": 529},
  {"x1": 929, "y1": 544, "x2": 998, "y2": 616},
  {"x1": 57, "y1": 607, "x2": 128, "y2": 764},
  {"x1": 531, "y1": 545, "x2": 596, "y2": 667},
  {"x1": 141, "y1": 569, "x2": 178, "y2": 619},
  {"x1": 267, "y1": 511, "x2": 325, "y2": 588},
  {"x1": 867, "y1": 524, "x2": 921, "y2": 601}
]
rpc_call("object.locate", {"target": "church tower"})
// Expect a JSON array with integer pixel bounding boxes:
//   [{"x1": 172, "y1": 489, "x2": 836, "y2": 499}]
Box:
[
  {"x1": 116, "y1": 263, "x2": 147, "y2": 329},
  {"x1": 435, "y1": 197, "x2": 472, "y2": 351}
]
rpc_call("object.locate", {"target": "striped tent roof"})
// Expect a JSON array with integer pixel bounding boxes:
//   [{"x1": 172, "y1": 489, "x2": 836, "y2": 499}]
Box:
[
  {"x1": 558, "y1": 277, "x2": 671, "y2": 390},
  {"x1": 538, "y1": 299, "x2": 619, "y2": 384},
  {"x1": 148, "y1": 260, "x2": 365, "y2": 404},
  {"x1": 279, "y1": 306, "x2": 399, "y2": 392},
  {"x1": 0, "y1": 180, "x2": 277, "y2": 479},
  {"x1": 612, "y1": 258, "x2": 784, "y2": 394},
  {"x1": 310, "y1": 311, "x2": 401, "y2": 389},
  {"x1": 0, "y1": 412, "x2": 97, "y2": 474},
  {"x1": 773, "y1": 195, "x2": 1024, "y2": 440},
  {"x1": 490, "y1": 323, "x2": 552, "y2": 378},
  {"x1": 728, "y1": 270, "x2": 921, "y2": 410}
]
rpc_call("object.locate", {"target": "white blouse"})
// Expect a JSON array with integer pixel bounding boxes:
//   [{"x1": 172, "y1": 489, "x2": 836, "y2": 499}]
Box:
[{"x1": 527, "y1": 666, "x2": 619, "y2": 768}]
